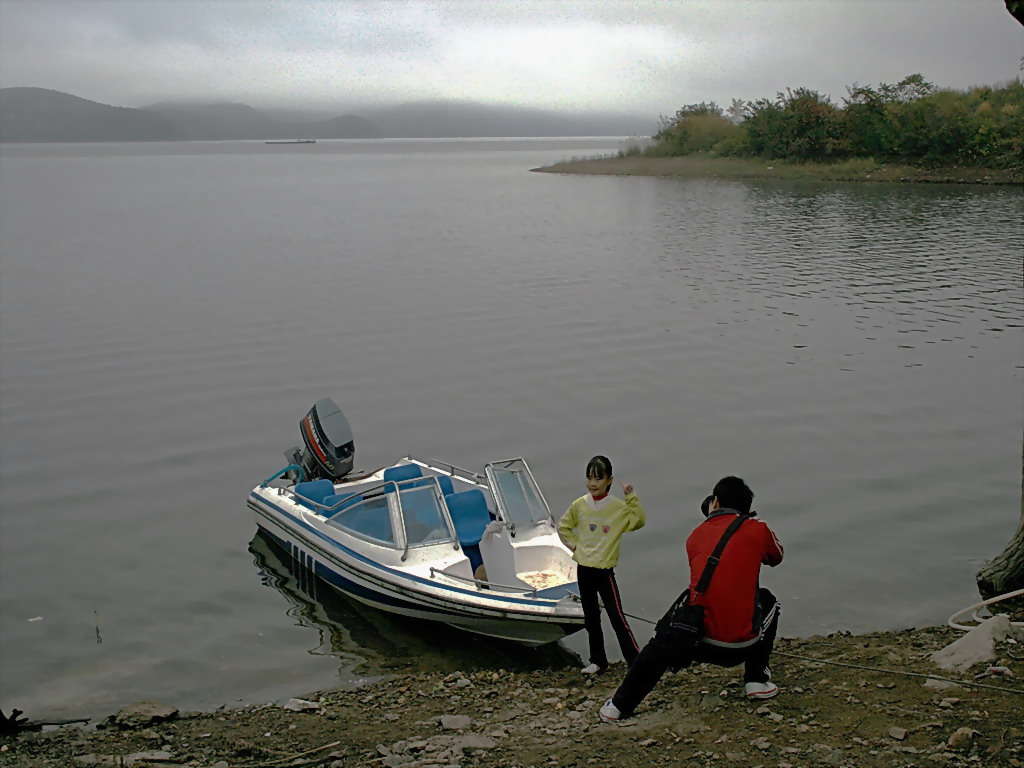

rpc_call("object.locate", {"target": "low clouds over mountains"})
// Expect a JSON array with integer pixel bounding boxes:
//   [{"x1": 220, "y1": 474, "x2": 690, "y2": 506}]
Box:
[{"x1": 0, "y1": 88, "x2": 652, "y2": 142}]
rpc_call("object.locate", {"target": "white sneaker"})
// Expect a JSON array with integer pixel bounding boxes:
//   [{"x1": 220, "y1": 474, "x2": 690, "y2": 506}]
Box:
[
  {"x1": 744, "y1": 681, "x2": 779, "y2": 699},
  {"x1": 599, "y1": 698, "x2": 621, "y2": 722},
  {"x1": 581, "y1": 663, "x2": 606, "y2": 675}
]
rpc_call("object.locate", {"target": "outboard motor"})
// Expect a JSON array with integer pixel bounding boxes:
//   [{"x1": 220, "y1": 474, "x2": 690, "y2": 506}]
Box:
[{"x1": 284, "y1": 398, "x2": 355, "y2": 482}]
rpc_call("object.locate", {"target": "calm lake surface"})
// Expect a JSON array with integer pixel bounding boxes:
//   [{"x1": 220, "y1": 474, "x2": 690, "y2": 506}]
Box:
[{"x1": 0, "y1": 139, "x2": 1021, "y2": 719}]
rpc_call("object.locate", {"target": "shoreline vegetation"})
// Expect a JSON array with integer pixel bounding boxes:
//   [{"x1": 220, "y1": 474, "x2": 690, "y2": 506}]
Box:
[
  {"x1": 533, "y1": 154, "x2": 1024, "y2": 185},
  {"x1": 536, "y1": 74, "x2": 1023, "y2": 186},
  {"x1": 3, "y1": 624, "x2": 1023, "y2": 768}
]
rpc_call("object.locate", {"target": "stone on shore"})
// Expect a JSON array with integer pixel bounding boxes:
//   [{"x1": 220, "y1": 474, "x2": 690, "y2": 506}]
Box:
[
  {"x1": 107, "y1": 702, "x2": 179, "y2": 729},
  {"x1": 929, "y1": 615, "x2": 1015, "y2": 672}
]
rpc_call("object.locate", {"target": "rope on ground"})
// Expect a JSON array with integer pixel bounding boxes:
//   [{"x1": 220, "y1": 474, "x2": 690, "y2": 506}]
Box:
[
  {"x1": 241, "y1": 739, "x2": 343, "y2": 767},
  {"x1": 621, "y1": 611, "x2": 1024, "y2": 696},
  {"x1": 771, "y1": 650, "x2": 1024, "y2": 695}
]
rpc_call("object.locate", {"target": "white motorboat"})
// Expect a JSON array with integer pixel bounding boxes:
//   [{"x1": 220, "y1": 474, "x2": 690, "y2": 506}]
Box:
[{"x1": 247, "y1": 399, "x2": 584, "y2": 646}]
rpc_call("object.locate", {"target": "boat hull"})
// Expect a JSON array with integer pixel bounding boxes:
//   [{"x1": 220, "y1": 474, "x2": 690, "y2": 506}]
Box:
[{"x1": 248, "y1": 489, "x2": 584, "y2": 646}]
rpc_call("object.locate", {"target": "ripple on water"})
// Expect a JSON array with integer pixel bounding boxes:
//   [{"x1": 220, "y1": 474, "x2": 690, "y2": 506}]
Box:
[{"x1": 1, "y1": 145, "x2": 1020, "y2": 718}]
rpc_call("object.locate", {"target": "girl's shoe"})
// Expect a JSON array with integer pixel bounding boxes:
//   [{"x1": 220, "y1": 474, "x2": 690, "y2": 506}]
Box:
[{"x1": 581, "y1": 663, "x2": 607, "y2": 675}]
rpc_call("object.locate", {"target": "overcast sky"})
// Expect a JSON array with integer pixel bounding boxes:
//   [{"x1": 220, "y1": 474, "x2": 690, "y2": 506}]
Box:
[{"x1": 0, "y1": 0, "x2": 1020, "y2": 117}]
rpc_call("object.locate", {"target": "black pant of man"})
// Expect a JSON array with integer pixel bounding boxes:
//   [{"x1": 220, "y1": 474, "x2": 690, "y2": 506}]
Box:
[
  {"x1": 611, "y1": 588, "x2": 780, "y2": 717},
  {"x1": 577, "y1": 564, "x2": 640, "y2": 669}
]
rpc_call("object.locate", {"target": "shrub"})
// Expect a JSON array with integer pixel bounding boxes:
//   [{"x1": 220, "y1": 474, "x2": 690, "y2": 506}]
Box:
[{"x1": 647, "y1": 74, "x2": 1023, "y2": 169}]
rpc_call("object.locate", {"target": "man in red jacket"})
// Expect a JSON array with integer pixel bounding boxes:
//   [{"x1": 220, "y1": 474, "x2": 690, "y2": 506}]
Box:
[{"x1": 599, "y1": 476, "x2": 784, "y2": 721}]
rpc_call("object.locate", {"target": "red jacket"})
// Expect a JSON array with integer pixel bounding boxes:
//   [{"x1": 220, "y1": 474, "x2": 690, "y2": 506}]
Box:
[{"x1": 686, "y1": 510, "x2": 783, "y2": 646}]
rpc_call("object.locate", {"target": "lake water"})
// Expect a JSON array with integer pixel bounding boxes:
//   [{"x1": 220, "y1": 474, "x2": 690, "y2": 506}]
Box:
[{"x1": 0, "y1": 139, "x2": 1021, "y2": 720}]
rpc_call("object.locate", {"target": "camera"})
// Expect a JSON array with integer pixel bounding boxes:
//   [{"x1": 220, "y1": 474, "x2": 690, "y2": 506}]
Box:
[{"x1": 700, "y1": 495, "x2": 714, "y2": 517}]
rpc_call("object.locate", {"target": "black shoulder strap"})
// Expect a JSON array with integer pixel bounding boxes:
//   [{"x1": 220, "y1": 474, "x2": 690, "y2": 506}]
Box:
[{"x1": 693, "y1": 513, "x2": 749, "y2": 597}]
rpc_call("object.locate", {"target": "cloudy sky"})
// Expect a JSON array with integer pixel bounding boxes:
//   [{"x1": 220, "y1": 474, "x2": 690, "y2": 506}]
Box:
[{"x1": 0, "y1": 0, "x2": 1020, "y2": 117}]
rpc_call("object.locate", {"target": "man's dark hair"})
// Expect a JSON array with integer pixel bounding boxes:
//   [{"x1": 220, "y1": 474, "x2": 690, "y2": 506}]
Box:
[
  {"x1": 712, "y1": 476, "x2": 754, "y2": 514},
  {"x1": 586, "y1": 455, "x2": 613, "y2": 480}
]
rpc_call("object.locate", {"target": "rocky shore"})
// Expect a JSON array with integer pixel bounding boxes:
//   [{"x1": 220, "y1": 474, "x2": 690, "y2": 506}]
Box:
[
  {"x1": 3, "y1": 624, "x2": 1023, "y2": 768},
  {"x1": 532, "y1": 155, "x2": 1024, "y2": 185}
]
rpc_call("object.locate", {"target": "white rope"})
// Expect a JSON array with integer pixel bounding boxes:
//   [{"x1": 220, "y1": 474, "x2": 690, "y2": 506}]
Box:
[{"x1": 947, "y1": 588, "x2": 1024, "y2": 631}]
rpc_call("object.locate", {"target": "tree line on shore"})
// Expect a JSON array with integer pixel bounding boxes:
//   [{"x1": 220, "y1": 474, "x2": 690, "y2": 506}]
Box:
[{"x1": 642, "y1": 74, "x2": 1024, "y2": 168}]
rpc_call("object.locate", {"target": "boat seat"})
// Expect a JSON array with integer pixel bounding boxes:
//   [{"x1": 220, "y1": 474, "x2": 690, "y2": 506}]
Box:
[
  {"x1": 321, "y1": 493, "x2": 363, "y2": 520},
  {"x1": 402, "y1": 475, "x2": 456, "y2": 496},
  {"x1": 477, "y1": 522, "x2": 532, "y2": 589},
  {"x1": 444, "y1": 489, "x2": 492, "y2": 547},
  {"x1": 293, "y1": 479, "x2": 335, "y2": 510},
  {"x1": 383, "y1": 464, "x2": 422, "y2": 484},
  {"x1": 383, "y1": 465, "x2": 454, "y2": 496}
]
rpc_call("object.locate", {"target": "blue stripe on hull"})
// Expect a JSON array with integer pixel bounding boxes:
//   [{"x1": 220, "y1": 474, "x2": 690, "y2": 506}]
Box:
[
  {"x1": 253, "y1": 493, "x2": 537, "y2": 604},
  {"x1": 249, "y1": 494, "x2": 578, "y2": 611},
  {"x1": 250, "y1": 493, "x2": 585, "y2": 643},
  {"x1": 261, "y1": 527, "x2": 461, "y2": 618},
  {"x1": 255, "y1": 517, "x2": 584, "y2": 643}
]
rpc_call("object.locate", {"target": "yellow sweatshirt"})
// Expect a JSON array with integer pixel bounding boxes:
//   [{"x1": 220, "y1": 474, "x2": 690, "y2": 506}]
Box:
[{"x1": 558, "y1": 492, "x2": 646, "y2": 569}]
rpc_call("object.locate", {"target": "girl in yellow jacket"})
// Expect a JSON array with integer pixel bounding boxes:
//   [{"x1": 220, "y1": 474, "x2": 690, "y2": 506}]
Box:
[{"x1": 558, "y1": 455, "x2": 646, "y2": 674}]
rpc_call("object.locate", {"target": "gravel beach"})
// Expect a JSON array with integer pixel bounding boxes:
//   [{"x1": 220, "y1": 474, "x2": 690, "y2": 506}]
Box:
[{"x1": 3, "y1": 624, "x2": 1023, "y2": 768}]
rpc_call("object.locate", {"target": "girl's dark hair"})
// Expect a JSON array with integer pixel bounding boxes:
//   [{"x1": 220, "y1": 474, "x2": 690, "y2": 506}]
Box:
[{"x1": 586, "y1": 455, "x2": 613, "y2": 480}]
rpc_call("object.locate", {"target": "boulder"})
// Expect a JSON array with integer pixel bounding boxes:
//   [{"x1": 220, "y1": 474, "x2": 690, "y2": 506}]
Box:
[{"x1": 108, "y1": 702, "x2": 178, "y2": 729}]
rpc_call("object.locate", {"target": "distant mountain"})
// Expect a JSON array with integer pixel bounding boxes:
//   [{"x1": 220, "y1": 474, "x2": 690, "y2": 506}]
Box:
[
  {"x1": 0, "y1": 87, "x2": 652, "y2": 143},
  {"x1": 314, "y1": 114, "x2": 384, "y2": 140},
  {"x1": 0, "y1": 87, "x2": 184, "y2": 142},
  {"x1": 142, "y1": 100, "x2": 274, "y2": 140},
  {"x1": 142, "y1": 100, "x2": 384, "y2": 140}
]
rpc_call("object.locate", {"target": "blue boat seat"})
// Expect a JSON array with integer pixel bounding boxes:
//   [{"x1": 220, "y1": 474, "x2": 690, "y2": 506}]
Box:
[
  {"x1": 434, "y1": 475, "x2": 455, "y2": 496},
  {"x1": 321, "y1": 493, "x2": 363, "y2": 519},
  {"x1": 383, "y1": 465, "x2": 455, "y2": 496},
  {"x1": 444, "y1": 489, "x2": 492, "y2": 547},
  {"x1": 405, "y1": 475, "x2": 453, "y2": 495},
  {"x1": 293, "y1": 479, "x2": 335, "y2": 510},
  {"x1": 383, "y1": 464, "x2": 422, "y2": 484}
]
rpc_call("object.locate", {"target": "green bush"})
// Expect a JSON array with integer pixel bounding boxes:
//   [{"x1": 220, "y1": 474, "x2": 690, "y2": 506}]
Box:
[{"x1": 647, "y1": 74, "x2": 1023, "y2": 169}]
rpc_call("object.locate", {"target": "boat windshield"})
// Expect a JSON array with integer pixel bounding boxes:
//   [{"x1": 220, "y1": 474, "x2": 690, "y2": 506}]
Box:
[
  {"x1": 485, "y1": 459, "x2": 551, "y2": 526},
  {"x1": 399, "y1": 483, "x2": 454, "y2": 546},
  {"x1": 325, "y1": 477, "x2": 455, "y2": 548},
  {"x1": 327, "y1": 493, "x2": 395, "y2": 545}
]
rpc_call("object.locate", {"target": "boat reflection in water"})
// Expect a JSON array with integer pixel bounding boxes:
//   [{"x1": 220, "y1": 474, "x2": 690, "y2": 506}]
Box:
[{"x1": 248, "y1": 531, "x2": 579, "y2": 678}]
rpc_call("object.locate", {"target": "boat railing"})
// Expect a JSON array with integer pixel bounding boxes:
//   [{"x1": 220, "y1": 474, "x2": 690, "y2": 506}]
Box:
[
  {"x1": 261, "y1": 464, "x2": 304, "y2": 487},
  {"x1": 405, "y1": 456, "x2": 487, "y2": 488},
  {"x1": 316, "y1": 487, "x2": 368, "y2": 516},
  {"x1": 428, "y1": 567, "x2": 542, "y2": 597}
]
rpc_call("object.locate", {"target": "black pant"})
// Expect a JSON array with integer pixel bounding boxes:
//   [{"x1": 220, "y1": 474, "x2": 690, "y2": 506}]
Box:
[
  {"x1": 612, "y1": 588, "x2": 780, "y2": 717},
  {"x1": 577, "y1": 564, "x2": 640, "y2": 668}
]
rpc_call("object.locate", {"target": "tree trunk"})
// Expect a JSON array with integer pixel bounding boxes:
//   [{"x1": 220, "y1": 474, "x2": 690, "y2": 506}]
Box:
[
  {"x1": 976, "y1": 439, "x2": 1024, "y2": 598},
  {"x1": 1006, "y1": 1, "x2": 1023, "y2": 27}
]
